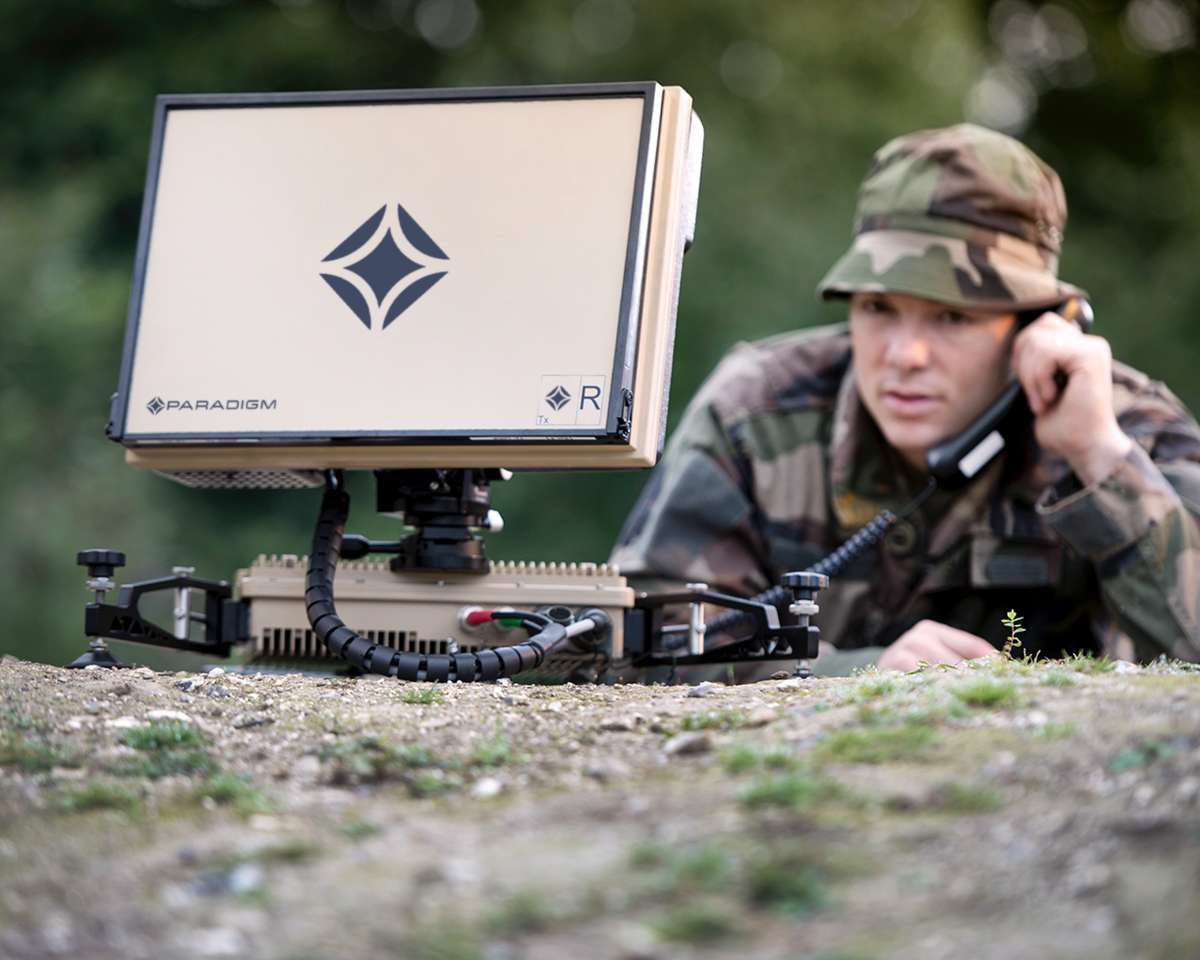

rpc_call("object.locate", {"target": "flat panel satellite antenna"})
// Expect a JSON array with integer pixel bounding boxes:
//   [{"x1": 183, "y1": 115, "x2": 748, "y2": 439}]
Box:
[{"x1": 108, "y1": 83, "x2": 703, "y2": 486}]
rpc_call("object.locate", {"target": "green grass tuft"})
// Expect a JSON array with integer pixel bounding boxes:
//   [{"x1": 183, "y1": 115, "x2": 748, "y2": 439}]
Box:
[
  {"x1": 929, "y1": 782, "x2": 1003, "y2": 814},
  {"x1": 0, "y1": 734, "x2": 77, "y2": 772},
  {"x1": 113, "y1": 721, "x2": 216, "y2": 778},
  {"x1": 744, "y1": 854, "x2": 828, "y2": 915},
  {"x1": 853, "y1": 676, "x2": 897, "y2": 701},
  {"x1": 1035, "y1": 721, "x2": 1078, "y2": 740},
  {"x1": 669, "y1": 846, "x2": 734, "y2": 892},
  {"x1": 401, "y1": 927, "x2": 482, "y2": 960},
  {"x1": 406, "y1": 772, "x2": 454, "y2": 798},
  {"x1": 401, "y1": 686, "x2": 445, "y2": 705},
  {"x1": 484, "y1": 891, "x2": 557, "y2": 936},
  {"x1": 817, "y1": 724, "x2": 936, "y2": 764},
  {"x1": 57, "y1": 782, "x2": 140, "y2": 814},
  {"x1": 951, "y1": 678, "x2": 1020, "y2": 709},
  {"x1": 1109, "y1": 738, "x2": 1179, "y2": 773},
  {"x1": 196, "y1": 772, "x2": 274, "y2": 817},
  {"x1": 119, "y1": 720, "x2": 206, "y2": 751},
  {"x1": 680, "y1": 708, "x2": 748, "y2": 732},
  {"x1": 1, "y1": 709, "x2": 38, "y2": 732},
  {"x1": 1063, "y1": 652, "x2": 1116, "y2": 674},
  {"x1": 721, "y1": 744, "x2": 797, "y2": 775},
  {"x1": 722, "y1": 744, "x2": 760, "y2": 774},
  {"x1": 394, "y1": 745, "x2": 439, "y2": 768},
  {"x1": 248, "y1": 839, "x2": 321, "y2": 864},
  {"x1": 629, "y1": 841, "x2": 668, "y2": 869},
  {"x1": 740, "y1": 771, "x2": 844, "y2": 810},
  {"x1": 338, "y1": 817, "x2": 382, "y2": 841},
  {"x1": 652, "y1": 902, "x2": 740, "y2": 944},
  {"x1": 1040, "y1": 670, "x2": 1076, "y2": 687},
  {"x1": 468, "y1": 732, "x2": 512, "y2": 768}
]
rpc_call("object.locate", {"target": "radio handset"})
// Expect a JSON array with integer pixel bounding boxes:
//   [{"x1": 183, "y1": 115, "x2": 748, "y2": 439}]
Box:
[{"x1": 925, "y1": 297, "x2": 1094, "y2": 489}]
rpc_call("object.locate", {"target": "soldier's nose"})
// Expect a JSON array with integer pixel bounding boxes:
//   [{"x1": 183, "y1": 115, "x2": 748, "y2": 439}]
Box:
[{"x1": 883, "y1": 328, "x2": 931, "y2": 370}]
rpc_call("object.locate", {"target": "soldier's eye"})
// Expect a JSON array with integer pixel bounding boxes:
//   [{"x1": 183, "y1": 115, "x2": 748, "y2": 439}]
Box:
[
  {"x1": 939, "y1": 310, "x2": 972, "y2": 326},
  {"x1": 860, "y1": 297, "x2": 893, "y2": 315}
]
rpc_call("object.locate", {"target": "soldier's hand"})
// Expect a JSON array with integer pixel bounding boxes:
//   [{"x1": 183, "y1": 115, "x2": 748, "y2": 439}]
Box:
[
  {"x1": 1011, "y1": 312, "x2": 1132, "y2": 485},
  {"x1": 877, "y1": 620, "x2": 996, "y2": 672}
]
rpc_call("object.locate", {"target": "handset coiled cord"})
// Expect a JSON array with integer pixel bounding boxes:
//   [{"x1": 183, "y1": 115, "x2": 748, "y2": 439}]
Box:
[{"x1": 704, "y1": 479, "x2": 936, "y2": 639}]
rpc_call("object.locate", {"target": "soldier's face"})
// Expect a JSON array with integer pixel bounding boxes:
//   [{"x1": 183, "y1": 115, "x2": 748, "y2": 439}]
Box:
[{"x1": 849, "y1": 291, "x2": 1018, "y2": 471}]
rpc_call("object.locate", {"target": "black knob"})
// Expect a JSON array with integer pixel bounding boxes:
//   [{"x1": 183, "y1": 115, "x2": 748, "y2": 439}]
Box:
[
  {"x1": 77, "y1": 549, "x2": 126, "y2": 577},
  {"x1": 780, "y1": 571, "x2": 829, "y2": 591}
]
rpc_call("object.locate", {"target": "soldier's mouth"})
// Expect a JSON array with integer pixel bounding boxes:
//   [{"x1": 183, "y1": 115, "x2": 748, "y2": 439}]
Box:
[{"x1": 881, "y1": 390, "x2": 942, "y2": 416}]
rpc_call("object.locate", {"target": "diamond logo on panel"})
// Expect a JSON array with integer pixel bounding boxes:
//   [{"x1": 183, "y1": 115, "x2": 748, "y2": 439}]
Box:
[
  {"x1": 320, "y1": 204, "x2": 449, "y2": 331},
  {"x1": 544, "y1": 385, "x2": 573, "y2": 412}
]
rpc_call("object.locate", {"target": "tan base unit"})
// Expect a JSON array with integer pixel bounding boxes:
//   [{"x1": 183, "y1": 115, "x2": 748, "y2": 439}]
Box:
[{"x1": 235, "y1": 555, "x2": 635, "y2": 678}]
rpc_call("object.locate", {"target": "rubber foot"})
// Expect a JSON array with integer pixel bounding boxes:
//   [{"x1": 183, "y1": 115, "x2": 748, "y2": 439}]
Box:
[{"x1": 66, "y1": 648, "x2": 132, "y2": 669}]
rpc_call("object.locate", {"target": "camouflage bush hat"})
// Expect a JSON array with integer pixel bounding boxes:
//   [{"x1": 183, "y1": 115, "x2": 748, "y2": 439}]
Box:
[{"x1": 818, "y1": 123, "x2": 1086, "y2": 311}]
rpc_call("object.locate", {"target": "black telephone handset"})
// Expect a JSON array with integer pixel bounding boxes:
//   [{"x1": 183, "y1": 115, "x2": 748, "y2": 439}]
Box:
[{"x1": 925, "y1": 297, "x2": 1094, "y2": 488}]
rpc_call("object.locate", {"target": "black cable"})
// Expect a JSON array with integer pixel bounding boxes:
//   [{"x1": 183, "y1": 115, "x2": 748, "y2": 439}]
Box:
[
  {"x1": 305, "y1": 472, "x2": 568, "y2": 682},
  {"x1": 704, "y1": 479, "x2": 938, "y2": 640}
]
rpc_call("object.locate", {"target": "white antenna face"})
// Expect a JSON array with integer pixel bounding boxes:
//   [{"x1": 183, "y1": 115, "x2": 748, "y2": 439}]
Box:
[{"x1": 112, "y1": 85, "x2": 703, "y2": 478}]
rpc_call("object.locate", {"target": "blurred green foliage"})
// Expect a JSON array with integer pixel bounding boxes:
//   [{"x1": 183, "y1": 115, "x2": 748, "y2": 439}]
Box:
[{"x1": 2, "y1": 0, "x2": 1197, "y2": 666}]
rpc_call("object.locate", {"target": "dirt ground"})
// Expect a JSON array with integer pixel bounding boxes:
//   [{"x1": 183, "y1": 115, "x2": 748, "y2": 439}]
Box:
[{"x1": 1, "y1": 651, "x2": 1199, "y2": 960}]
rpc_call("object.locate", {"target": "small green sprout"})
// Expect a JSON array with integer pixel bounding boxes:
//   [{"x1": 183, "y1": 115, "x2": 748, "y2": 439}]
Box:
[{"x1": 1001, "y1": 608, "x2": 1025, "y2": 659}]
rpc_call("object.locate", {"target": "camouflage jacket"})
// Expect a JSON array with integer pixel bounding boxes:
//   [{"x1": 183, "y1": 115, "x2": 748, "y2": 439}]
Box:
[{"x1": 611, "y1": 323, "x2": 1200, "y2": 673}]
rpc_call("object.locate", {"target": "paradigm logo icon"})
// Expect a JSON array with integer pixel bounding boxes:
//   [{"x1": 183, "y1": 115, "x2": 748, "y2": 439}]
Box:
[
  {"x1": 145, "y1": 396, "x2": 277, "y2": 415},
  {"x1": 319, "y1": 204, "x2": 449, "y2": 331}
]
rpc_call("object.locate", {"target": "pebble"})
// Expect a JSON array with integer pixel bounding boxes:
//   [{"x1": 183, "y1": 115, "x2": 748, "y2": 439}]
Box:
[
  {"x1": 105, "y1": 716, "x2": 142, "y2": 730},
  {"x1": 1024, "y1": 710, "x2": 1048, "y2": 727},
  {"x1": 742, "y1": 706, "x2": 778, "y2": 728},
  {"x1": 599, "y1": 718, "x2": 634, "y2": 733},
  {"x1": 663, "y1": 732, "x2": 713, "y2": 756},
  {"x1": 1112, "y1": 811, "x2": 1174, "y2": 834},
  {"x1": 1067, "y1": 861, "x2": 1112, "y2": 897},
  {"x1": 146, "y1": 709, "x2": 193, "y2": 724},
  {"x1": 1175, "y1": 776, "x2": 1199, "y2": 804},
  {"x1": 82, "y1": 700, "x2": 104, "y2": 715},
  {"x1": 584, "y1": 759, "x2": 631, "y2": 782},
  {"x1": 189, "y1": 926, "x2": 247, "y2": 957},
  {"x1": 161, "y1": 883, "x2": 195, "y2": 910},
  {"x1": 686, "y1": 681, "x2": 718, "y2": 698},
  {"x1": 231, "y1": 712, "x2": 274, "y2": 730},
  {"x1": 206, "y1": 685, "x2": 231, "y2": 699},
  {"x1": 472, "y1": 777, "x2": 503, "y2": 798},
  {"x1": 175, "y1": 678, "x2": 201, "y2": 692},
  {"x1": 39, "y1": 911, "x2": 73, "y2": 954},
  {"x1": 207, "y1": 667, "x2": 226, "y2": 677},
  {"x1": 227, "y1": 863, "x2": 264, "y2": 896},
  {"x1": 1111, "y1": 660, "x2": 1140, "y2": 674}
]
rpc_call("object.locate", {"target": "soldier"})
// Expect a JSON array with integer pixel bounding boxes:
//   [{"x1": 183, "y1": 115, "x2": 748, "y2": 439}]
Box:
[{"x1": 611, "y1": 123, "x2": 1200, "y2": 675}]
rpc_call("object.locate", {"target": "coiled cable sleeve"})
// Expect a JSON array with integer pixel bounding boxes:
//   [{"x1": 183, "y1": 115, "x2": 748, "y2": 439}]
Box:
[{"x1": 305, "y1": 475, "x2": 568, "y2": 682}]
